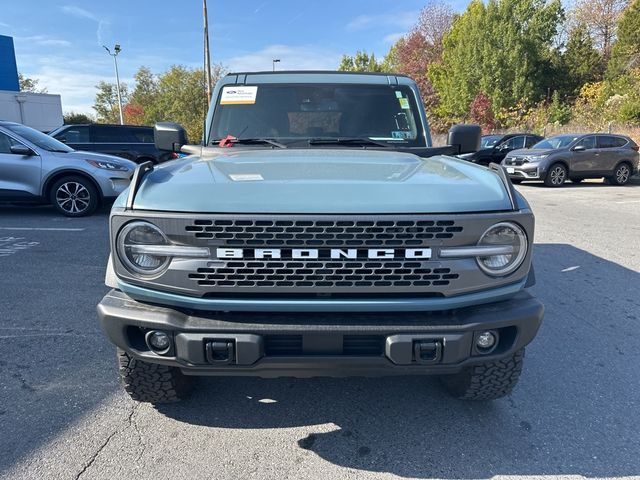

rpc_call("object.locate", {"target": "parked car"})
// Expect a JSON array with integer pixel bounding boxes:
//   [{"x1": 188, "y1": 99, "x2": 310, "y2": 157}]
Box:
[
  {"x1": 0, "y1": 121, "x2": 135, "y2": 216},
  {"x1": 459, "y1": 133, "x2": 543, "y2": 165},
  {"x1": 502, "y1": 133, "x2": 640, "y2": 187},
  {"x1": 49, "y1": 124, "x2": 176, "y2": 164}
]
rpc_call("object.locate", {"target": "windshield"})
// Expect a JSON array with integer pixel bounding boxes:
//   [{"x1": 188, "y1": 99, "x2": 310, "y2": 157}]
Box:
[
  {"x1": 6, "y1": 124, "x2": 73, "y2": 152},
  {"x1": 209, "y1": 83, "x2": 426, "y2": 147},
  {"x1": 480, "y1": 135, "x2": 503, "y2": 148},
  {"x1": 532, "y1": 135, "x2": 579, "y2": 150}
]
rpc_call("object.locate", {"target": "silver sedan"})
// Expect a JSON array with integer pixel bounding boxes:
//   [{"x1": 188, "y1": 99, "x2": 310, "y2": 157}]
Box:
[{"x1": 0, "y1": 121, "x2": 136, "y2": 216}]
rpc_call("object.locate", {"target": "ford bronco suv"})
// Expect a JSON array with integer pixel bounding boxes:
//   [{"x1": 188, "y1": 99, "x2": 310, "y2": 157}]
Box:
[{"x1": 97, "y1": 71, "x2": 543, "y2": 403}]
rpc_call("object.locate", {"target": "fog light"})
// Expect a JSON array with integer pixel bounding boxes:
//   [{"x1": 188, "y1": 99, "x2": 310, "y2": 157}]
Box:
[
  {"x1": 476, "y1": 331, "x2": 496, "y2": 350},
  {"x1": 146, "y1": 330, "x2": 171, "y2": 353}
]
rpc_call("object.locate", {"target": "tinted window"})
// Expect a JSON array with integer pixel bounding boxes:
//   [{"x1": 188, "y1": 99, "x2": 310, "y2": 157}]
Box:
[
  {"x1": 533, "y1": 135, "x2": 580, "y2": 150},
  {"x1": 56, "y1": 126, "x2": 89, "y2": 143},
  {"x1": 525, "y1": 136, "x2": 540, "y2": 148},
  {"x1": 575, "y1": 136, "x2": 596, "y2": 150},
  {"x1": 481, "y1": 135, "x2": 503, "y2": 148},
  {"x1": 501, "y1": 136, "x2": 526, "y2": 150},
  {"x1": 598, "y1": 136, "x2": 627, "y2": 148},
  {"x1": 0, "y1": 131, "x2": 18, "y2": 154},
  {"x1": 91, "y1": 126, "x2": 134, "y2": 143},
  {"x1": 4, "y1": 123, "x2": 72, "y2": 152},
  {"x1": 129, "y1": 127, "x2": 154, "y2": 143},
  {"x1": 211, "y1": 84, "x2": 426, "y2": 147}
]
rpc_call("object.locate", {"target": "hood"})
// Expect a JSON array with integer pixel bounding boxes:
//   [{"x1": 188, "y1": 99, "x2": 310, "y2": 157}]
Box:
[
  {"x1": 132, "y1": 149, "x2": 512, "y2": 214},
  {"x1": 507, "y1": 148, "x2": 556, "y2": 157},
  {"x1": 53, "y1": 150, "x2": 137, "y2": 170}
]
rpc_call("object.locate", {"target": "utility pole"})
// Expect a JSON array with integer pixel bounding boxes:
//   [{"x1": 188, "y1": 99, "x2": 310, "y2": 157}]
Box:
[
  {"x1": 203, "y1": 0, "x2": 213, "y2": 106},
  {"x1": 103, "y1": 44, "x2": 124, "y2": 125},
  {"x1": 272, "y1": 59, "x2": 280, "y2": 71}
]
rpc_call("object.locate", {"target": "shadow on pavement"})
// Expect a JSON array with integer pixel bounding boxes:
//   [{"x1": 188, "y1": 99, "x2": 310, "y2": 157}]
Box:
[{"x1": 157, "y1": 243, "x2": 640, "y2": 479}]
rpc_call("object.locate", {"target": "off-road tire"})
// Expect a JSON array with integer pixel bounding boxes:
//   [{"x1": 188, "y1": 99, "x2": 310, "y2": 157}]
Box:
[
  {"x1": 544, "y1": 163, "x2": 567, "y2": 187},
  {"x1": 441, "y1": 349, "x2": 525, "y2": 400},
  {"x1": 117, "y1": 348, "x2": 192, "y2": 403},
  {"x1": 609, "y1": 162, "x2": 632, "y2": 186}
]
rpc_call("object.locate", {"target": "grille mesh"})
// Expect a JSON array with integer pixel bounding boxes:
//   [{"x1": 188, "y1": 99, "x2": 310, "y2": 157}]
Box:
[
  {"x1": 188, "y1": 261, "x2": 459, "y2": 289},
  {"x1": 185, "y1": 219, "x2": 463, "y2": 247}
]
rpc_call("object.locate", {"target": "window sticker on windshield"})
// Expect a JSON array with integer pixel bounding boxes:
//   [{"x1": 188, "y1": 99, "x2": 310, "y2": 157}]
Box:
[
  {"x1": 395, "y1": 91, "x2": 403, "y2": 98},
  {"x1": 220, "y1": 86, "x2": 258, "y2": 105},
  {"x1": 398, "y1": 98, "x2": 410, "y2": 109},
  {"x1": 392, "y1": 131, "x2": 411, "y2": 139}
]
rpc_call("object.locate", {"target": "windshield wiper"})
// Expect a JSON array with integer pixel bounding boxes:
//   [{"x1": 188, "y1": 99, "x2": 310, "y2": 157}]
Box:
[
  {"x1": 307, "y1": 137, "x2": 392, "y2": 148},
  {"x1": 213, "y1": 137, "x2": 287, "y2": 149}
]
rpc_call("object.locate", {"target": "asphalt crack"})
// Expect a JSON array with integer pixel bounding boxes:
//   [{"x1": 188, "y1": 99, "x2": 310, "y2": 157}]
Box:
[{"x1": 75, "y1": 402, "x2": 140, "y2": 479}]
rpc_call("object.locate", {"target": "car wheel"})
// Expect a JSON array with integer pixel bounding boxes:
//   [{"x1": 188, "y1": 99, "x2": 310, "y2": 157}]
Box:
[
  {"x1": 609, "y1": 163, "x2": 631, "y2": 186},
  {"x1": 544, "y1": 163, "x2": 567, "y2": 187},
  {"x1": 440, "y1": 349, "x2": 525, "y2": 400},
  {"x1": 50, "y1": 176, "x2": 98, "y2": 217}
]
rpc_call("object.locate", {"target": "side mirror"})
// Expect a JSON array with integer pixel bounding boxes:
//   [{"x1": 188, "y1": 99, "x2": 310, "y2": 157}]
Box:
[
  {"x1": 572, "y1": 145, "x2": 586, "y2": 152},
  {"x1": 154, "y1": 122, "x2": 188, "y2": 152},
  {"x1": 448, "y1": 124, "x2": 481, "y2": 154},
  {"x1": 10, "y1": 144, "x2": 34, "y2": 156}
]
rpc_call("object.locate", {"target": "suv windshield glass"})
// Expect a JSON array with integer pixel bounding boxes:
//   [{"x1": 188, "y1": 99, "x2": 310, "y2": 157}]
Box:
[
  {"x1": 532, "y1": 135, "x2": 579, "y2": 150},
  {"x1": 210, "y1": 83, "x2": 425, "y2": 147},
  {"x1": 481, "y1": 135, "x2": 502, "y2": 148},
  {"x1": 7, "y1": 124, "x2": 73, "y2": 152}
]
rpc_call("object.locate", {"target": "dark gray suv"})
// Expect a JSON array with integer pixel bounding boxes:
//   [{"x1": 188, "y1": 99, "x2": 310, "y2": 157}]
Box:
[{"x1": 502, "y1": 134, "x2": 639, "y2": 187}]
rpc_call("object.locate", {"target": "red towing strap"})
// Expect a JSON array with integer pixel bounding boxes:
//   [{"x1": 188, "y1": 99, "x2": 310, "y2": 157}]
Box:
[{"x1": 219, "y1": 135, "x2": 237, "y2": 148}]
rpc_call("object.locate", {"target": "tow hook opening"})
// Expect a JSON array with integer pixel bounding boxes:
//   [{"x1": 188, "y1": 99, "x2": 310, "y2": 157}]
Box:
[
  {"x1": 413, "y1": 340, "x2": 443, "y2": 365},
  {"x1": 205, "y1": 340, "x2": 236, "y2": 365}
]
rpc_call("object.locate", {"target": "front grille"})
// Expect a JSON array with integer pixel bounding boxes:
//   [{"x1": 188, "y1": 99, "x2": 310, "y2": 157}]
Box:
[
  {"x1": 263, "y1": 334, "x2": 384, "y2": 356},
  {"x1": 185, "y1": 219, "x2": 463, "y2": 247},
  {"x1": 507, "y1": 157, "x2": 527, "y2": 166},
  {"x1": 188, "y1": 261, "x2": 459, "y2": 289}
]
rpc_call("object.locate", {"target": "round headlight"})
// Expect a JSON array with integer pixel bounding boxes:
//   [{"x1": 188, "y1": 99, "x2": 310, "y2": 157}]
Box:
[
  {"x1": 477, "y1": 222, "x2": 527, "y2": 276},
  {"x1": 117, "y1": 221, "x2": 170, "y2": 276}
]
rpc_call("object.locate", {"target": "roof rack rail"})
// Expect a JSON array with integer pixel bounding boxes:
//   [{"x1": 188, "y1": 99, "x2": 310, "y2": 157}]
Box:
[
  {"x1": 489, "y1": 162, "x2": 517, "y2": 211},
  {"x1": 126, "y1": 161, "x2": 154, "y2": 210}
]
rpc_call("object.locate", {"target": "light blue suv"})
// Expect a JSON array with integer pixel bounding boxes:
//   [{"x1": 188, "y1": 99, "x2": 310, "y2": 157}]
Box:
[{"x1": 98, "y1": 71, "x2": 544, "y2": 403}]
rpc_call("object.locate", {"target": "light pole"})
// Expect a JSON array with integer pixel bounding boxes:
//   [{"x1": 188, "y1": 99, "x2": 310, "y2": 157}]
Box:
[
  {"x1": 272, "y1": 59, "x2": 280, "y2": 71},
  {"x1": 103, "y1": 44, "x2": 124, "y2": 125}
]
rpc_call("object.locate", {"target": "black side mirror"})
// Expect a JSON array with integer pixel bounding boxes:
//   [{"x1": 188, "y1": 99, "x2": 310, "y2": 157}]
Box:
[
  {"x1": 10, "y1": 144, "x2": 34, "y2": 156},
  {"x1": 154, "y1": 122, "x2": 188, "y2": 152},
  {"x1": 447, "y1": 124, "x2": 481, "y2": 154}
]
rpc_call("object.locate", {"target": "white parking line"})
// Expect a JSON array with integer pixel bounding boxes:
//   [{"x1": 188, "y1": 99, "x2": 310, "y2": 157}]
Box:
[
  {"x1": 614, "y1": 200, "x2": 640, "y2": 204},
  {"x1": 0, "y1": 227, "x2": 85, "y2": 231}
]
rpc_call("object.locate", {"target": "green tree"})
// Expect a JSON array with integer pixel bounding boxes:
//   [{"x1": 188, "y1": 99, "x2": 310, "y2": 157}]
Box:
[
  {"x1": 559, "y1": 24, "x2": 603, "y2": 96},
  {"x1": 128, "y1": 66, "x2": 159, "y2": 124},
  {"x1": 63, "y1": 112, "x2": 95, "y2": 124},
  {"x1": 18, "y1": 73, "x2": 47, "y2": 93},
  {"x1": 429, "y1": 0, "x2": 564, "y2": 123},
  {"x1": 607, "y1": 0, "x2": 640, "y2": 76},
  {"x1": 93, "y1": 81, "x2": 129, "y2": 123},
  {"x1": 338, "y1": 51, "x2": 384, "y2": 72}
]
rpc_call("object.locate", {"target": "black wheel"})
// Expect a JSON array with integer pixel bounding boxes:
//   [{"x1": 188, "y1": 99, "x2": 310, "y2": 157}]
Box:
[
  {"x1": 117, "y1": 348, "x2": 192, "y2": 403},
  {"x1": 609, "y1": 162, "x2": 632, "y2": 186},
  {"x1": 440, "y1": 349, "x2": 525, "y2": 400},
  {"x1": 544, "y1": 163, "x2": 567, "y2": 187},
  {"x1": 49, "y1": 175, "x2": 98, "y2": 216},
  {"x1": 510, "y1": 178, "x2": 523, "y2": 184}
]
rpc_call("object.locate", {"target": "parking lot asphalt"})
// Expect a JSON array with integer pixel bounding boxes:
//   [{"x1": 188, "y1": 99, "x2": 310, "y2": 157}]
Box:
[{"x1": 0, "y1": 180, "x2": 639, "y2": 480}]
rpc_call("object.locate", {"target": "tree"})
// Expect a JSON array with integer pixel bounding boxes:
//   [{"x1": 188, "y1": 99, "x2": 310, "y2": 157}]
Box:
[
  {"x1": 63, "y1": 112, "x2": 95, "y2": 124},
  {"x1": 429, "y1": 0, "x2": 564, "y2": 124},
  {"x1": 18, "y1": 73, "x2": 47, "y2": 93},
  {"x1": 93, "y1": 81, "x2": 129, "y2": 124},
  {"x1": 571, "y1": 0, "x2": 629, "y2": 59},
  {"x1": 384, "y1": 1, "x2": 454, "y2": 116},
  {"x1": 607, "y1": 0, "x2": 640, "y2": 76},
  {"x1": 338, "y1": 51, "x2": 384, "y2": 72},
  {"x1": 560, "y1": 24, "x2": 603, "y2": 96},
  {"x1": 128, "y1": 66, "x2": 159, "y2": 125},
  {"x1": 470, "y1": 93, "x2": 496, "y2": 132}
]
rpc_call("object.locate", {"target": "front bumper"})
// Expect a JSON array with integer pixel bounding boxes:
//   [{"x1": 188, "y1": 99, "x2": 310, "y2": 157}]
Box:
[
  {"x1": 504, "y1": 164, "x2": 543, "y2": 180},
  {"x1": 97, "y1": 289, "x2": 544, "y2": 378}
]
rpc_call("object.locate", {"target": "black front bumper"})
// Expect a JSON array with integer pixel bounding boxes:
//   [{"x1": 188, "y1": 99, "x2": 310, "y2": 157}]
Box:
[{"x1": 97, "y1": 289, "x2": 544, "y2": 378}]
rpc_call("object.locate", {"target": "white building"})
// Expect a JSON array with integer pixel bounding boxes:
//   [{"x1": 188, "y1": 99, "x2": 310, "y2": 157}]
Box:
[{"x1": 0, "y1": 90, "x2": 64, "y2": 132}]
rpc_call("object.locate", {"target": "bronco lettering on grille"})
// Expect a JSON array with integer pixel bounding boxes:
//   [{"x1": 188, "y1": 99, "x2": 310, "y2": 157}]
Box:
[{"x1": 215, "y1": 248, "x2": 432, "y2": 260}]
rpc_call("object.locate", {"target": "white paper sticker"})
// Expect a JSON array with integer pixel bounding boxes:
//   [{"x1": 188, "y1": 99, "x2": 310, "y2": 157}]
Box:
[
  {"x1": 229, "y1": 173, "x2": 264, "y2": 181},
  {"x1": 220, "y1": 86, "x2": 258, "y2": 105},
  {"x1": 506, "y1": 167, "x2": 515, "y2": 174}
]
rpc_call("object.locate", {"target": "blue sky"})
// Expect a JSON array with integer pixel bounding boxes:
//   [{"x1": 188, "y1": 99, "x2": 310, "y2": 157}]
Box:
[{"x1": 0, "y1": 0, "x2": 469, "y2": 114}]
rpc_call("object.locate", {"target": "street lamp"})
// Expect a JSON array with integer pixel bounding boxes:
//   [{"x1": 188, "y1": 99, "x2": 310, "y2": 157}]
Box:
[
  {"x1": 103, "y1": 44, "x2": 124, "y2": 125},
  {"x1": 272, "y1": 59, "x2": 280, "y2": 72}
]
